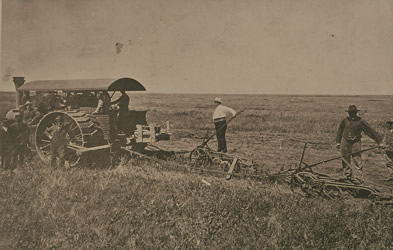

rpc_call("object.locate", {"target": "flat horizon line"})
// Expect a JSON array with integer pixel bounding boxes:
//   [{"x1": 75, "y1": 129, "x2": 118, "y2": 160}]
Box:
[{"x1": 0, "y1": 90, "x2": 392, "y2": 97}]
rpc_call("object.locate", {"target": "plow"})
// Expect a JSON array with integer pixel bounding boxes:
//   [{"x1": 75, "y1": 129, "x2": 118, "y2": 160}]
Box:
[
  {"x1": 188, "y1": 109, "x2": 256, "y2": 179},
  {"x1": 189, "y1": 145, "x2": 256, "y2": 180},
  {"x1": 186, "y1": 136, "x2": 393, "y2": 204},
  {"x1": 118, "y1": 109, "x2": 393, "y2": 204},
  {"x1": 287, "y1": 171, "x2": 392, "y2": 202},
  {"x1": 275, "y1": 142, "x2": 393, "y2": 204}
]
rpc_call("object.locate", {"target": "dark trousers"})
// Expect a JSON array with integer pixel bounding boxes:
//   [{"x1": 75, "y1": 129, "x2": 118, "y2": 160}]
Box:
[
  {"x1": 340, "y1": 138, "x2": 362, "y2": 178},
  {"x1": 0, "y1": 152, "x2": 11, "y2": 170},
  {"x1": 11, "y1": 145, "x2": 27, "y2": 167},
  {"x1": 215, "y1": 120, "x2": 227, "y2": 153},
  {"x1": 118, "y1": 111, "x2": 128, "y2": 134},
  {"x1": 385, "y1": 151, "x2": 393, "y2": 174},
  {"x1": 2, "y1": 148, "x2": 16, "y2": 170},
  {"x1": 50, "y1": 145, "x2": 65, "y2": 168}
]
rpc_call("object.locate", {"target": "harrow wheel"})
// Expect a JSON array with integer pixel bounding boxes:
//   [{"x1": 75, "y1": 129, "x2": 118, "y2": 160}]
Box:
[
  {"x1": 189, "y1": 147, "x2": 211, "y2": 167},
  {"x1": 35, "y1": 111, "x2": 105, "y2": 167}
]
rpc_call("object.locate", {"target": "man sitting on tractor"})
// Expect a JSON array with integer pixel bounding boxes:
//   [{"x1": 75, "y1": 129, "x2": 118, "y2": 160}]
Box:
[
  {"x1": 93, "y1": 91, "x2": 111, "y2": 114},
  {"x1": 23, "y1": 101, "x2": 42, "y2": 125},
  {"x1": 65, "y1": 92, "x2": 78, "y2": 110}
]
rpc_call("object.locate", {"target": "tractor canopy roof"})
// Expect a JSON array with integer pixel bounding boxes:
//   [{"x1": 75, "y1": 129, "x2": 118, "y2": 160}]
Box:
[{"x1": 18, "y1": 78, "x2": 146, "y2": 92}]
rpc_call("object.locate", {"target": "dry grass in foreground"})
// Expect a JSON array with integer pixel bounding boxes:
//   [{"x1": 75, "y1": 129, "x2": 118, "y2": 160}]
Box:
[
  {"x1": 1, "y1": 92, "x2": 393, "y2": 248},
  {"x1": 0, "y1": 158, "x2": 393, "y2": 249}
]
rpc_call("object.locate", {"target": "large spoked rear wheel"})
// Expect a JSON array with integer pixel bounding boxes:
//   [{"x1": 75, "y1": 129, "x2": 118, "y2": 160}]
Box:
[{"x1": 35, "y1": 111, "x2": 105, "y2": 167}]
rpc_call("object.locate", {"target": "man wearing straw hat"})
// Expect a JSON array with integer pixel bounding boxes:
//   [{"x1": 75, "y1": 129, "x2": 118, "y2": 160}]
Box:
[
  {"x1": 336, "y1": 104, "x2": 381, "y2": 181},
  {"x1": 213, "y1": 97, "x2": 236, "y2": 153}
]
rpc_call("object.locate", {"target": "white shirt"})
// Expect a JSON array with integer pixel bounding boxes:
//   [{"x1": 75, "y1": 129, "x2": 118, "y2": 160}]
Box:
[
  {"x1": 94, "y1": 99, "x2": 104, "y2": 113},
  {"x1": 213, "y1": 104, "x2": 236, "y2": 121}
]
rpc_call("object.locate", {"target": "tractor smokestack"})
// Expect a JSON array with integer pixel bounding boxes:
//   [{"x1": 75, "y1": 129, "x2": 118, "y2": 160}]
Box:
[{"x1": 13, "y1": 76, "x2": 25, "y2": 107}]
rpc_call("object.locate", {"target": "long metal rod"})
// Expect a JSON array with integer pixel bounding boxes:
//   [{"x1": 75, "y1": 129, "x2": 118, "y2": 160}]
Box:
[
  {"x1": 336, "y1": 152, "x2": 352, "y2": 168},
  {"x1": 200, "y1": 109, "x2": 245, "y2": 148},
  {"x1": 301, "y1": 145, "x2": 379, "y2": 169},
  {"x1": 298, "y1": 142, "x2": 308, "y2": 169}
]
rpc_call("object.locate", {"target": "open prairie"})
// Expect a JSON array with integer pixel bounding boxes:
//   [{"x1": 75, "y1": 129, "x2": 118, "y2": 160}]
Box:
[{"x1": 1, "y1": 91, "x2": 393, "y2": 248}]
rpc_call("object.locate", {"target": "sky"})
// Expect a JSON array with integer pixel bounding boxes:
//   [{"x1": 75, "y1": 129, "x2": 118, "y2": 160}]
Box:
[{"x1": 1, "y1": 0, "x2": 392, "y2": 94}]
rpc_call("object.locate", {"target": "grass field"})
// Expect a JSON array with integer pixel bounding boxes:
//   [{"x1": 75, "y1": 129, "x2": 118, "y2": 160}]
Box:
[{"x1": 1, "y1": 91, "x2": 393, "y2": 248}]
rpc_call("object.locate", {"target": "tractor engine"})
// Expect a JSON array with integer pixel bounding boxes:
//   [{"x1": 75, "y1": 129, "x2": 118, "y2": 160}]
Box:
[{"x1": 11, "y1": 77, "x2": 171, "y2": 167}]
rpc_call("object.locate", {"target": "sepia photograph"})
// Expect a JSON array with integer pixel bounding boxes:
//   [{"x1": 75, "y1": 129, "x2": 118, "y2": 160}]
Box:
[{"x1": 0, "y1": 0, "x2": 393, "y2": 248}]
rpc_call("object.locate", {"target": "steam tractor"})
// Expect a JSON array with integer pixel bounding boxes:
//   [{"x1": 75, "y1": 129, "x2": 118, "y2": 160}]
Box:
[{"x1": 10, "y1": 77, "x2": 170, "y2": 167}]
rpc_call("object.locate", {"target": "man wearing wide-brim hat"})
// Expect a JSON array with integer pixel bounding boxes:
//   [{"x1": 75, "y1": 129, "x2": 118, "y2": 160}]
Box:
[
  {"x1": 213, "y1": 97, "x2": 236, "y2": 153},
  {"x1": 23, "y1": 101, "x2": 41, "y2": 125},
  {"x1": 336, "y1": 104, "x2": 382, "y2": 182}
]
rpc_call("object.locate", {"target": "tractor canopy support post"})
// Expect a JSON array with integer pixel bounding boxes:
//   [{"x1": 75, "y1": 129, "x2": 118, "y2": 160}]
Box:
[
  {"x1": 136, "y1": 124, "x2": 143, "y2": 143},
  {"x1": 149, "y1": 123, "x2": 156, "y2": 142}
]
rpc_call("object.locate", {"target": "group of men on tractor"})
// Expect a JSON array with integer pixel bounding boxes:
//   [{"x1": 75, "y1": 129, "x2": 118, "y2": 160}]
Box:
[{"x1": 0, "y1": 89, "x2": 130, "y2": 172}]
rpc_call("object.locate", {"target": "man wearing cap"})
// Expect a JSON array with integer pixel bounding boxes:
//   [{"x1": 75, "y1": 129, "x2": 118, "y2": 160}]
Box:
[
  {"x1": 380, "y1": 119, "x2": 393, "y2": 181},
  {"x1": 23, "y1": 101, "x2": 41, "y2": 125},
  {"x1": 213, "y1": 97, "x2": 236, "y2": 153},
  {"x1": 9, "y1": 113, "x2": 29, "y2": 168},
  {"x1": 336, "y1": 105, "x2": 381, "y2": 181},
  {"x1": 50, "y1": 115, "x2": 69, "y2": 168}
]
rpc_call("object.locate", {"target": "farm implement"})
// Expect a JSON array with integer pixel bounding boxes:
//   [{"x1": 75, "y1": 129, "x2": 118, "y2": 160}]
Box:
[
  {"x1": 278, "y1": 142, "x2": 393, "y2": 204},
  {"x1": 189, "y1": 144, "x2": 256, "y2": 180},
  {"x1": 188, "y1": 110, "x2": 257, "y2": 179}
]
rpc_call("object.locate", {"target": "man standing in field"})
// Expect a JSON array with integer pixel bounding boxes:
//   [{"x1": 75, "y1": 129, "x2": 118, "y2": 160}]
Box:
[
  {"x1": 0, "y1": 119, "x2": 10, "y2": 169},
  {"x1": 336, "y1": 105, "x2": 381, "y2": 181},
  {"x1": 213, "y1": 97, "x2": 236, "y2": 153},
  {"x1": 1, "y1": 118, "x2": 19, "y2": 172},
  {"x1": 50, "y1": 115, "x2": 69, "y2": 168},
  {"x1": 380, "y1": 119, "x2": 393, "y2": 181},
  {"x1": 9, "y1": 113, "x2": 29, "y2": 168}
]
